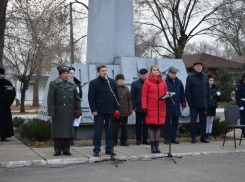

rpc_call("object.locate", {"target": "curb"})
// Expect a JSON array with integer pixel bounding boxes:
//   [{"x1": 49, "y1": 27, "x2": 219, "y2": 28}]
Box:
[{"x1": 1, "y1": 149, "x2": 245, "y2": 168}]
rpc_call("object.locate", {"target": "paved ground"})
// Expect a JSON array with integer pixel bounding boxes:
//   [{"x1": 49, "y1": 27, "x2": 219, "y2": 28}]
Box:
[
  {"x1": 0, "y1": 153, "x2": 244, "y2": 182},
  {"x1": 0, "y1": 128, "x2": 244, "y2": 168}
]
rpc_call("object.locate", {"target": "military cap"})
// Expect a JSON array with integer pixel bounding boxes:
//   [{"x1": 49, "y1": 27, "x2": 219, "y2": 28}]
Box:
[
  {"x1": 115, "y1": 74, "x2": 125, "y2": 81},
  {"x1": 57, "y1": 65, "x2": 69, "y2": 75},
  {"x1": 0, "y1": 67, "x2": 5, "y2": 74},
  {"x1": 168, "y1": 66, "x2": 178, "y2": 73},
  {"x1": 241, "y1": 72, "x2": 245, "y2": 79},
  {"x1": 139, "y1": 68, "x2": 148, "y2": 74},
  {"x1": 193, "y1": 62, "x2": 202, "y2": 67},
  {"x1": 69, "y1": 67, "x2": 75, "y2": 72}
]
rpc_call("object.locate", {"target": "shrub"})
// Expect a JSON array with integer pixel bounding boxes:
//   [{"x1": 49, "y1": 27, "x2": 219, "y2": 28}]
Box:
[
  {"x1": 212, "y1": 116, "x2": 228, "y2": 137},
  {"x1": 19, "y1": 118, "x2": 51, "y2": 142},
  {"x1": 13, "y1": 117, "x2": 25, "y2": 128}
]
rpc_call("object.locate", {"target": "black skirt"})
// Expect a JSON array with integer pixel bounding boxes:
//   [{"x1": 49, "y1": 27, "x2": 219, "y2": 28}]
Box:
[{"x1": 207, "y1": 107, "x2": 216, "y2": 116}]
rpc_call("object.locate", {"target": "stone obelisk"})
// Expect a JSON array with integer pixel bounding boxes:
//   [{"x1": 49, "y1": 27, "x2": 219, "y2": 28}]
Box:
[{"x1": 86, "y1": 0, "x2": 135, "y2": 64}]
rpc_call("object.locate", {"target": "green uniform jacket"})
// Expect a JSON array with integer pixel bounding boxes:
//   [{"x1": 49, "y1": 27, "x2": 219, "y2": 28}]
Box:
[
  {"x1": 117, "y1": 84, "x2": 133, "y2": 116},
  {"x1": 47, "y1": 77, "x2": 82, "y2": 138}
]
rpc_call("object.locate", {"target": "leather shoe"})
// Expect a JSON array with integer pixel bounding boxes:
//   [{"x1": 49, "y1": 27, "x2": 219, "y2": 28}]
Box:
[
  {"x1": 114, "y1": 141, "x2": 118, "y2": 146},
  {"x1": 191, "y1": 139, "x2": 196, "y2": 144},
  {"x1": 142, "y1": 140, "x2": 150, "y2": 145},
  {"x1": 171, "y1": 140, "x2": 180, "y2": 144},
  {"x1": 63, "y1": 152, "x2": 72, "y2": 156},
  {"x1": 105, "y1": 151, "x2": 116, "y2": 156},
  {"x1": 0, "y1": 138, "x2": 7, "y2": 141},
  {"x1": 120, "y1": 142, "x2": 129, "y2": 146},
  {"x1": 200, "y1": 137, "x2": 210, "y2": 143},
  {"x1": 54, "y1": 152, "x2": 61, "y2": 156},
  {"x1": 94, "y1": 152, "x2": 99, "y2": 157},
  {"x1": 136, "y1": 140, "x2": 141, "y2": 145},
  {"x1": 164, "y1": 140, "x2": 169, "y2": 145}
]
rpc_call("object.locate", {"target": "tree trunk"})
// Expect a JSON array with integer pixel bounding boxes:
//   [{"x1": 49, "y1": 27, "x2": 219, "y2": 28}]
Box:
[
  {"x1": 20, "y1": 81, "x2": 28, "y2": 113},
  {"x1": 0, "y1": 0, "x2": 8, "y2": 67},
  {"x1": 32, "y1": 74, "x2": 40, "y2": 107}
]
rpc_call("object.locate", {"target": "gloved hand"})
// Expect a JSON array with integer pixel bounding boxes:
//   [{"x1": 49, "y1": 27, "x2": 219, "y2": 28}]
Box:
[
  {"x1": 239, "y1": 106, "x2": 244, "y2": 110},
  {"x1": 216, "y1": 92, "x2": 221, "y2": 96},
  {"x1": 188, "y1": 103, "x2": 193, "y2": 108},
  {"x1": 142, "y1": 109, "x2": 147, "y2": 115}
]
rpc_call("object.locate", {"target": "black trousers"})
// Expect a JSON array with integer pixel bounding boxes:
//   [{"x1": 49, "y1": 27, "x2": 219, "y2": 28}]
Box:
[
  {"x1": 135, "y1": 111, "x2": 148, "y2": 141},
  {"x1": 54, "y1": 138, "x2": 71, "y2": 153},
  {"x1": 113, "y1": 116, "x2": 128, "y2": 144}
]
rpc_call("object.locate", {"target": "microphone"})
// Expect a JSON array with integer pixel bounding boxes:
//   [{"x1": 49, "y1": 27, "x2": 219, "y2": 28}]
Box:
[{"x1": 105, "y1": 76, "x2": 109, "y2": 82}]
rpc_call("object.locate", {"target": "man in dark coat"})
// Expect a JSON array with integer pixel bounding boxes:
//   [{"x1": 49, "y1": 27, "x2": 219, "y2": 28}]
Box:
[
  {"x1": 0, "y1": 68, "x2": 16, "y2": 141},
  {"x1": 235, "y1": 72, "x2": 245, "y2": 137},
  {"x1": 164, "y1": 66, "x2": 186, "y2": 144},
  {"x1": 185, "y1": 62, "x2": 210, "y2": 144},
  {"x1": 47, "y1": 65, "x2": 82, "y2": 156},
  {"x1": 88, "y1": 64, "x2": 120, "y2": 157},
  {"x1": 130, "y1": 68, "x2": 150, "y2": 145}
]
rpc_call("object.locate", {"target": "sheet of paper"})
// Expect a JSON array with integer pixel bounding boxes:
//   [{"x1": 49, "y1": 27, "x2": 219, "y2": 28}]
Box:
[{"x1": 73, "y1": 116, "x2": 82, "y2": 127}]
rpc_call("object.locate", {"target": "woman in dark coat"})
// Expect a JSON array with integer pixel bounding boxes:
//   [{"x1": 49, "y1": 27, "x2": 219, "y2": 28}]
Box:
[
  {"x1": 0, "y1": 68, "x2": 16, "y2": 141},
  {"x1": 142, "y1": 65, "x2": 168, "y2": 153},
  {"x1": 206, "y1": 75, "x2": 220, "y2": 137}
]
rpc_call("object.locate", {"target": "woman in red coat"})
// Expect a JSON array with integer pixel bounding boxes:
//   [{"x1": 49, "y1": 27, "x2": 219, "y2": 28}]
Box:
[{"x1": 142, "y1": 65, "x2": 168, "y2": 153}]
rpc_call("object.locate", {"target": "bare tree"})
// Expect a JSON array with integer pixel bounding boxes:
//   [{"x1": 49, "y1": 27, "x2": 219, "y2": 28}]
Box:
[
  {"x1": 0, "y1": 0, "x2": 8, "y2": 67},
  {"x1": 134, "y1": 0, "x2": 237, "y2": 59},
  {"x1": 4, "y1": 0, "x2": 70, "y2": 111},
  {"x1": 211, "y1": 0, "x2": 245, "y2": 56}
]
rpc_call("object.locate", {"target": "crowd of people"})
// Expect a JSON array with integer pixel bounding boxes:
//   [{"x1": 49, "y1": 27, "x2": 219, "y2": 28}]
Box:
[{"x1": 1, "y1": 63, "x2": 245, "y2": 157}]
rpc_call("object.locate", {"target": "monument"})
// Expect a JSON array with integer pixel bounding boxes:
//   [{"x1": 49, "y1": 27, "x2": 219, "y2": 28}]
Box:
[{"x1": 37, "y1": 0, "x2": 190, "y2": 139}]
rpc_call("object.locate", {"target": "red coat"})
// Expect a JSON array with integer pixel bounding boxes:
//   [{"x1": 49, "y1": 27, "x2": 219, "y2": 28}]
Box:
[{"x1": 142, "y1": 74, "x2": 168, "y2": 125}]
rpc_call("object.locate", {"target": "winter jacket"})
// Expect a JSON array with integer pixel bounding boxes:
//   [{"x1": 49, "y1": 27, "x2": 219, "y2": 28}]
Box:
[
  {"x1": 130, "y1": 78, "x2": 145, "y2": 112},
  {"x1": 47, "y1": 77, "x2": 82, "y2": 138},
  {"x1": 88, "y1": 76, "x2": 120, "y2": 115},
  {"x1": 117, "y1": 84, "x2": 133, "y2": 116},
  {"x1": 207, "y1": 84, "x2": 220, "y2": 116},
  {"x1": 165, "y1": 76, "x2": 186, "y2": 116},
  {"x1": 142, "y1": 74, "x2": 168, "y2": 125},
  {"x1": 235, "y1": 80, "x2": 245, "y2": 113},
  {"x1": 185, "y1": 71, "x2": 210, "y2": 108}
]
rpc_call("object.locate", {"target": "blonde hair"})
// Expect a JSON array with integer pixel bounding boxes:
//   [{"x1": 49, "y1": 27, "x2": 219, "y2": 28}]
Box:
[{"x1": 150, "y1": 65, "x2": 160, "y2": 75}]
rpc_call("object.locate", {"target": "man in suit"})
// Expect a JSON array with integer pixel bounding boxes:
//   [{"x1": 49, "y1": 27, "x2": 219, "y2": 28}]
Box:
[
  {"x1": 185, "y1": 62, "x2": 210, "y2": 144},
  {"x1": 131, "y1": 68, "x2": 150, "y2": 145},
  {"x1": 88, "y1": 64, "x2": 120, "y2": 157}
]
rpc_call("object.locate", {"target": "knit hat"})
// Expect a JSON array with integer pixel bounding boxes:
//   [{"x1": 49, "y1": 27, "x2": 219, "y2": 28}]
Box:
[
  {"x1": 115, "y1": 74, "x2": 125, "y2": 81},
  {"x1": 0, "y1": 68, "x2": 5, "y2": 74}
]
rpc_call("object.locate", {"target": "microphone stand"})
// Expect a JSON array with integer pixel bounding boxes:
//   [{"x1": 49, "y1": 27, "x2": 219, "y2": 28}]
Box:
[
  {"x1": 166, "y1": 92, "x2": 182, "y2": 164},
  {"x1": 95, "y1": 76, "x2": 126, "y2": 167}
]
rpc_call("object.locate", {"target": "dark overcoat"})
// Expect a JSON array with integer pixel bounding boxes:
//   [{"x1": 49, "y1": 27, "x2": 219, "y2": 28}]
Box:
[
  {"x1": 88, "y1": 76, "x2": 119, "y2": 114},
  {"x1": 130, "y1": 78, "x2": 145, "y2": 112},
  {"x1": 185, "y1": 72, "x2": 210, "y2": 108},
  {"x1": 117, "y1": 84, "x2": 132, "y2": 116},
  {"x1": 0, "y1": 78, "x2": 16, "y2": 138},
  {"x1": 47, "y1": 77, "x2": 82, "y2": 138},
  {"x1": 235, "y1": 80, "x2": 245, "y2": 114},
  {"x1": 207, "y1": 84, "x2": 220, "y2": 116},
  {"x1": 165, "y1": 76, "x2": 186, "y2": 116}
]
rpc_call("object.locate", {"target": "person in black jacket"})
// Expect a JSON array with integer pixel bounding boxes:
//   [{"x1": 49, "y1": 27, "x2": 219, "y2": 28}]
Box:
[
  {"x1": 68, "y1": 67, "x2": 83, "y2": 145},
  {"x1": 185, "y1": 62, "x2": 210, "y2": 144},
  {"x1": 164, "y1": 66, "x2": 186, "y2": 144},
  {"x1": 88, "y1": 65, "x2": 120, "y2": 157},
  {"x1": 0, "y1": 68, "x2": 16, "y2": 141},
  {"x1": 130, "y1": 68, "x2": 150, "y2": 145},
  {"x1": 206, "y1": 75, "x2": 221, "y2": 138},
  {"x1": 235, "y1": 72, "x2": 245, "y2": 137}
]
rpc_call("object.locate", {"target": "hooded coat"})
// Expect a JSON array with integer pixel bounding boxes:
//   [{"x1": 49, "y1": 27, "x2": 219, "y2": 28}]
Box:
[
  {"x1": 0, "y1": 78, "x2": 16, "y2": 138},
  {"x1": 47, "y1": 77, "x2": 82, "y2": 138},
  {"x1": 142, "y1": 74, "x2": 168, "y2": 125}
]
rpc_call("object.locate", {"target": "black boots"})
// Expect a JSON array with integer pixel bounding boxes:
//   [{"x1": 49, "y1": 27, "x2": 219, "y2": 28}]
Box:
[
  {"x1": 151, "y1": 141, "x2": 161, "y2": 153},
  {"x1": 151, "y1": 141, "x2": 157, "y2": 153},
  {"x1": 155, "y1": 140, "x2": 161, "y2": 153}
]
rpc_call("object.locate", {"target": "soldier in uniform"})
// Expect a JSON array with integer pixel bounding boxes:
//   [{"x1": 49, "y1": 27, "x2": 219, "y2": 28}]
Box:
[
  {"x1": 47, "y1": 65, "x2": 82, "y2": 156},
  {"x1": 235, "y1": 72, "x2": 245, "y2": 137},
  {"x1": 0, "y1": 68, "x2": 16, "y2": 141},
  {"x1": 68, "y1": 67, "x2": 82, "y2": 145}
]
